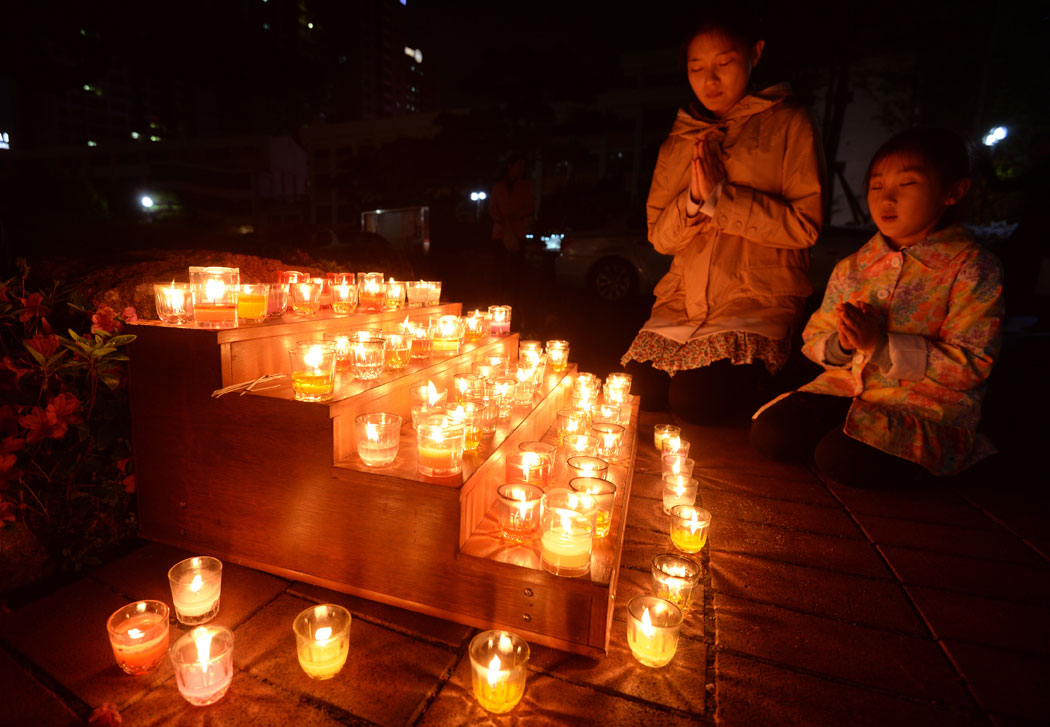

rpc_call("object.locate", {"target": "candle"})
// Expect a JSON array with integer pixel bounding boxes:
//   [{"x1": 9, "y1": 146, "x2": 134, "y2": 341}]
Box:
[
  {"x1": 626, "y1": 596, "x2": 683, "y2": 668},
  {"x1": 492, "y1": 377, "x2": 516, "y2": 417},
  {"x1": 506, "y1": 452, "x2": 550, "y2": 488},
  {"x1": 190, "y1": 266, "x2": 239, "y2": 328},
  {"x1": 357, "y1": 272, "x2": 385, "y2": 311},
  {"x1": 289, "y1": 342, "x2": 337, "y2": 402},
  {"x1": 237, "y1": 283, "x2": 270, "y2": 323},
  {"x1": 545, "y1": 340, "x2": 570, "y2": 373},
  {"x1": 670, "y1": 505, "x2": 711, "y2": 553},
  {"x1": 488, "y1": 305, "x2": 511, "y2": 335},
  {"x1": 592, "y1": 422, "x2": 625, "y2": 460},
  {"x1": 651, "y1": 553, "x2": 701, "y2": 612},
  {"x1": 405, "y1": 319, "x2": 433, "y2": 359},
  {"x1": 405, "y1": 280, "x2": 426, "y2": 307},
  {"x1": 556, "y1": 409, "x2": 588, "y2": 446},
  {"x1": 566, "y1": 455, "x2": 608, "y2": 481},
  {"x1": 416, "y1": 416, "x2": 465, "y2": 476},
  {"x1": 355, "y1": 412, "x2": 401, "y2": 467},
  {"x1": 380, "y1": 332, "x2": 409, "y2": 371},
  {"x1": 454, "y1": 373, "x2": 481, "y2": 402},
  {"x1": 464, "y1": 310, "x2": 486, "y2": 341},
  {"x1": 563, "y1": 434, "x2": 599, "y2": 457},
  {"x1": 154, "y1": 282, "x2": 194, "y2": 324},
  {"x1": 569, "y1": 477, "x2": 616, "y2": 538},
  {"x1": 661, "y1": 435, "x2": 690, "y2": 458},
  {"x1": 289, "y1": 281, "x2": 322, "y2": 317},
  {"x1": 496, "y1": 484, "x2": 543, "y2": 542},
  {"x1": 168, "y1": 556, "x2": 222, "y2": 625},
  {"x1": 661, "y1": 454, "x2": 695, "y2": 478},
  {"x1": 384, "y1": 278, "x2": 405, "y2": 310},
  {"x1": 468, "y1": 631, "x2": 529, "y2": 714},
  {"x1": 292, "y1": 604, "x2": 351, "y2": 680},
  {"x1": 447, "y1": 401, "x2": 484, "y2": 452},
  {"x1": 423, "y1": 280, "x2": 442, "y2": 306},
  {"x1": 169, "y1": 626, "x2": 235, "y2": 706},
  {"x1": 540, "y1": 489, "x2": 594, "y2": 578},
  {"x1": 350, "y1": 334, "x2": 385, "y2": 380},
  {"x1": 331, "y1": 282, "x2": 357, "y2": 315},
  {"x1": 107, "y1": 600, "x2": 170, "y2": 675},
  {"x1": 653, "y1": 424, "x2": 680, "y2": 451},
  {"x1": 662, "y1": 473, "x2": 698, "y2": 515},
  {"x1": 431, "y1": 315, "x2": 463, "y2": 355},
  {"x1": 472, "y1": 361, "x2": 494, "y2": 379}
]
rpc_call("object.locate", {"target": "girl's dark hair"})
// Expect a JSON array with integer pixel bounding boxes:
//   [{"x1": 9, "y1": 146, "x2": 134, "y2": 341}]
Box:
[
  {"x1": 678, "y1": 4, "x2": 764, "y2": 71},
  {"x1": 865, "y1": 127, "x2": 973, "y2": 188}
]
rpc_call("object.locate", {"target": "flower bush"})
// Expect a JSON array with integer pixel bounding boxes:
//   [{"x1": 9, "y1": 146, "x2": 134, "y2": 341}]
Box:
[{"x1": 1, "y1": 261, "x2": 138, "y2": 573}]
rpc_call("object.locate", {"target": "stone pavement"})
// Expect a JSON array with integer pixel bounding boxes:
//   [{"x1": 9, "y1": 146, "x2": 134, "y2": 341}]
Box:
[{"x1": 2, "y1": 410, "x2": 1047, "y2": 727}]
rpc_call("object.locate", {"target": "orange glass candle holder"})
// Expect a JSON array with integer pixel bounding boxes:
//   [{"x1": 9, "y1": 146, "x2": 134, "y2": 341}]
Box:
[
  {"x1": 107, "y1": 600, "x2": 170, "y2": 675},
  {"x1": 190, "y1": 266, "x2": 238, "y2": 328}
]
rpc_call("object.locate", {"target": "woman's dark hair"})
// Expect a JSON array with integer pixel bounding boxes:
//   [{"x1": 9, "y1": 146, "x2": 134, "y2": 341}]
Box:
[
  {"x1": 865, "y1": 127, "x2": 973, "y2": 188},
  {"x1": 678, "y1": 4, "x2": 764, "y2": 71}
]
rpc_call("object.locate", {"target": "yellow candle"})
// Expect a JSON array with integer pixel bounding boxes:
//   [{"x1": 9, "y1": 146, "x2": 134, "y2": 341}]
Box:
[
  {"x1": 540, "y1": 511, "x2": 592, "y2": 576},
  {"x1": 474, "y1": 653, "x2": 523, "y2": 712},
  {"x1": 298, "y1": 626, "x2": 349, "y2": 679},
  {"x1": 626, "y1": 598, "x2": 682, "y2": 668},
  {"x1": 669, "y1": 505, "x2": 710, "y2": 553},
  {"x1": 469, "y1": 631, "x2": 528, "y2": 713},
  {"x1": 236, "y1": 293, "x2": 267, "y2": 321}
]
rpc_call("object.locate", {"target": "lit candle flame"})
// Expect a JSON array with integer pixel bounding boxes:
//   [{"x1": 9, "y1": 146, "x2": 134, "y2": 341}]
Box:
[
  {"x1": 304, "y1": 345, "x2": 323, "y2": 370},
  {"x1": 487, "y1": 654, "x2": 502, "y2": 687},
  {"x1": 426, "y1": 381, "x2": 440, "y2": 406},
  {"x1": 315, "y1": 626, "x2": 332, "y2": 643},
  {"x1": 190, "y1": 574, "x2": 203, "y2": 594},
  {"x1": 521, "y1": 452, "x2": 540, "y2": 469},
  {"x1": 366, "y1": 423, "x2": 379, "y2": 442},
  {"x1": 667, "y1": 436, "x2": 681, "y2": 451},
  {"x1": 672, "y1": 459, "x2": 681, "y2": 475},
  {"x1": 128, "y1": 628, "x2": 144, "y2": 639},
  {"x1": 640, "y1": 606, "x2": 655, "y2": 638},
  {"x1": 204, "y1": 279, "x2": 225, "y2": 303},
  {"x1": 665, "y1": 564, "x2": 689, "y2": 578},
  {"x1": 195, "y1": 628, "x2": 213, "y2": 667},
  {"x1": 297, "y1": 283, "x2": 313, "y2": 301}
]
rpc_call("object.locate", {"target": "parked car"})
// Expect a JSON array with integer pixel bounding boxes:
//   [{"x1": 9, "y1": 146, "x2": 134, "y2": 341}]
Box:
[{"x1": 549, "y1": 212, "x2": 671, "y2": 302}]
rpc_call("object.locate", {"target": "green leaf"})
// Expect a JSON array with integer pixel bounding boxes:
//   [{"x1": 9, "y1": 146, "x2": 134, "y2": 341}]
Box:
[
  {"x1": 100, "y1": 373, "x2": 122, "y2": 390},
  {"x1": 109, "y1": 334, "x2": 136, "y2": 347},
  {"x1": 23, "y1": 343, "x2": 46, "y2": 366}
]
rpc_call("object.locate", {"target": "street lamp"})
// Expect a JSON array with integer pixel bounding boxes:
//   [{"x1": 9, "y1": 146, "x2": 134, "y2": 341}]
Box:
[
  {"x1": 470, "y1": 191, "x2": 487, "y2": 221},
  {"x1": 140, "y1": 195, "x2": 155, "y2": 210}
]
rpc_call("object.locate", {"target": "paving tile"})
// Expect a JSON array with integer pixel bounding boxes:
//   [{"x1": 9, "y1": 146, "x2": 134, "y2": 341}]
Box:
[
  {"x1": 713, "y1": 592, "x2": 974, "y2": 706},
  {"x1": 613, "y1": 565, "x2": 705, "y2": 642},
  {"x1": 625, "y1": 493, "x2": 671, "y2": 533},
  {"x1": 232, "y1": 593, "x2": 457, "y2": 727},
  {"x1": 961, "y1": 487, "x2": 1050, "y2": 561},
  {"x1": 527, "y1": 623, "x2": 706, "y2": 716},
  {"x1": 715, "y1": 650, "x2": 987, "y2": 727},
  {"x1": 830, "y1": 482, "x2": 1002, "y2": 530},
  {"x1": 709, "y1": 551, "x2": 927, "y2": 635},
  {"x1": 89, "y1": 541, "x2": 290, "y2": 631},
  {"x1": 907, "y1": 587, "x2": 1050, "y2": 655},
  {"x1": 417, "y1": 653, "x2": 702, "y2": 727},
  {"x1": 944, "y1": 640, "x2": 1050, "y2": 722},
  {"x1": 700, "y1": 487, "x2": 864, "y2": 539},
  {"x1": 627, "y1": 470, "x2": 666, "y2": 503},
  {"x1": 117, "y1": 670, "x2": 348, "y2": 727},
  {"x1": 621, "y1": 526, "x2": 678, "y2": 572},
  {"x1": 0, "y1": 578, "x2": 177, "y2": 710},
  {"x1": 699, "y1": 463, "x2": 838, "y2": 507},
  {"x1": 709, "y1": 517, "x2": 891, "y2": 578},
  {"x1": 881, "y1": 545, "x2": 1050, "y2": 604},
  {"x1": 288, "y1": 581, "x2": 473, "y2": 648},
  {"x1": 853, "y1": 514, "x2": 1044, "y2": 566},
  {"x1": 0, "y1": 647, "x2": 82, "y2": 727}
]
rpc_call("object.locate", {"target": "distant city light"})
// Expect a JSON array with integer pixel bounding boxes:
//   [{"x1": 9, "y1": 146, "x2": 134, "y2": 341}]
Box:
[
  {"x1": 982, "y1": 126, "x2": 1008, "y2": 147},
  {"x1": 87, "y1": 140, "x2": 97, "y2": 147},
  {"x1": 307, "y1": 22, "x2": 314, "y2": 29},
  {"x1": 263, "y1": 22, "x2": 270, "y2": 30},
  {"x1": 140, "y1": 195, "x2": 155, "y2": 209},
  {"x1": 149, "y1": 135, "x2": 160, "y2": 142},
  {"x1": 131, "y1": 131, "x2": 140, "y2": 140},
  {"x1": 470, "y1": 191, "x2": 487, "y2": 201},
  {"x1": 404, "y1": 46, "x2": 422, "y2": 63},
  {"x1": 83, "y1": 84, "x2": 91, "y2": 92},
  {"x1": 0, "y1": 131, "x2": 9, "y2": 151}
]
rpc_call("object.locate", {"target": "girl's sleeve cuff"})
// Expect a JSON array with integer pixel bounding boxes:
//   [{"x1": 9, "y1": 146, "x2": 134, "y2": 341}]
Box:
[{"x1": 884, "y1": 333, "x2": 927, "y2": 380}]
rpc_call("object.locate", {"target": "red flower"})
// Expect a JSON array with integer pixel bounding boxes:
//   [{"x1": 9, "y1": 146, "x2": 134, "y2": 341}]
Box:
[
  {"x1": 18, "y1": 393, "x2": 83, "y2": 444},
  {"x1": 0, "y1": 499, "x2": 17, "y2": 524},
  {"x1": 91, "y1": 306, "x2": 122, "y2": 335},
  {"x1": 2, "y1": 356, "x2": 33, "y2": 385},
  {"x1": 122, "y1": 474, "x2": 135, "y2": 494},
  {"x1": 122, "y1": 306, "x2": 139, "y2": 323},
  {"x1": 0, "y1": 452, "x2": 18, "y2": 490},
  {"x1": 25, "y1": 334, "x2": 61, "y2": 359},
  {"x1": 18, "y1": 292, "x2": 47, "y2": 323}
]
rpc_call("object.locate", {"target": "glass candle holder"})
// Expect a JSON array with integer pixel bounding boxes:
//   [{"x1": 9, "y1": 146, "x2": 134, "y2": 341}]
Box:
[
  {"x1": 417, "y1": 416, "x2": 465, "y2": 477},
  {"x1": 574, "y1": 372, "x2": 601, "y2": 394},
  {"x1": 653, "y1": 424, "x2": 680, "y2": 451},
  {"x1": 190, "y1": 266, "x2": 239, "y2": 328},
  {"x1": 349, "y1": 334, "x2": 385, "y2": 381},
  {"x1": 567, "y1": 455, "x2": 608, "y2": 481},
  {"x1": 469, "y1": 630, "x2": 529, "y2": 714},
  {"x1": 410, "y1": 381, "x2": 446, "y2": 409},
  {"x1": 519, "y1": 339, "x2": 542, "y2": 360},
  {"x1": 464, "y1": 310, "x2": 487, "y2": 341},
  {"x1": 626, "y1": 596, "x2": 683, "y2": 668},
  {"x1": 278, "y1": 269, "x2": 307, "y2": 285},
  {"x1": 496, "y1": 483, "x2": 543, "y2": 542},
  {"x1": 447, "y1": 401, "x2": 484, "y2": 452},
  {"x1": 383, "y1": 332, "x2": 410, "y2": 371},
  {"x1": 487, "y1": 354, "x2": 511, "y2": 371},
  {"x1": 519, "y1": 440, "x2": 556, "y2": 463},
  {"x1": 169, "y1": 625, "x2": 235, "y2": 706},
  {"x1": 405, "y1": 280, "x2": 427, "y2": 307},
  {"x1": 236, "y1": 283, "x2": 269, "y2": 323},
  {"x1": 506, "y1": 451, "x2": 551, "y2": 489},
  {"x1": 423, "y1": 280, "x2": 442, "y2": 306},
  {"x1": 292, "y1": 604, "x2": 351, "y2": 680},
  {"x1": 154, "y1": 282, "x2": 194, "y2": 324},
  {"x1": 540, "y1": 489, "x2": 594, "y2": 577},
  {"x1": 357, "y1": 272, "x2": 385, "y2": 311},
  {"x1": 590, "y1": 402, "x2": 621, "y2": 427},
  {"x1": 492, "y1": 377, "x2": 516, "y2": 417},
  {"x1": 168, "y1": 556, "x2": 222, "y2": 625},
  {"x1": 514, "y1": 376, "x2": 535, "y2": 407},
  {"x1": 323, "y1": 332, "x2": 352, "y2": 371},
  {"x1": 661, "y1": 435, "x2": 690, "y2": 458},
  {"x1": 545, "y1": 340, "x2": 570, "y2": 373},
  {"x1": 569, "y1": 477, "x2": 616, "y2": 538},
  {"x1": 384, "y1": 279, "x2": 406, "y2": 310},
  {"x1": 268, "y1": 282, "x2": 289, "y2": 317},
  {"x1": 564, "y1": 434, "x2": 599, "y2": 457},
  {"x1": 330, "y1": 281, "x2": 358, "y2": 316},
  {"x1": 471, "y1": 361, "x2": 494, "y2": 379},
  {"x1": 289, "y1": 281, "x2": 322, "y2": 317},
  {"x1": 662, "y1": 454, "x2": 696, "y2": 479},
  {"x1": 488, "y1": 305, "x2": 511, "y2": 335},
  {"x1": 289, "y1": 341, "x2": 337, "y2": 402},
  {"x1": 670, "y1": 505, "x2": 711, "y2": 553},
  {"x1": 411, "y1": 404, "x2": 445, "y2": 430},
  {"x1": 592, "y1": 422, "x2": 626, "y2": 461},
  {"x1": 466, "y1": 385, "x2": 499, "y2": 434},
  {"x1": 356, "y1": 412, "x2": 401, "y2": 467},
  {"x1": 556, "y1": 409, "x2": 589, "y2": 445},
  {"x1": 431, "y1": 315, "x2": 463, "y2": 356},
  {"x1": 453, "y1": 373, "x2": 481, "y2": 402},
  {"x1": 407, "y1": 322, "x2": 433, "y2": 359},
  {"x1": 662, "y1": 473, "x2": 699, "y2": 515},
  {"x1": 107, "y1": 600, "x2": 170, "y2": 675},
  {"x1": 651, "y1": 553, "x2": 701, "y2": 612},
  {"x1": 606, "y1": 371, "x2": 632, "y2": 395},
  {"x1": 570, "y1": 389, "x2": 597, "y2": 414}
]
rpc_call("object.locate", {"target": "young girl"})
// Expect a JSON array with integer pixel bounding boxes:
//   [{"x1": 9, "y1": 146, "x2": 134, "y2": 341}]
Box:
[
  {"x1": 750, "y1": 128, "x2": 1004, "y2": 487},
  {"x1": 620, "y1": 8, "x2": 824, "y2": 425}
]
